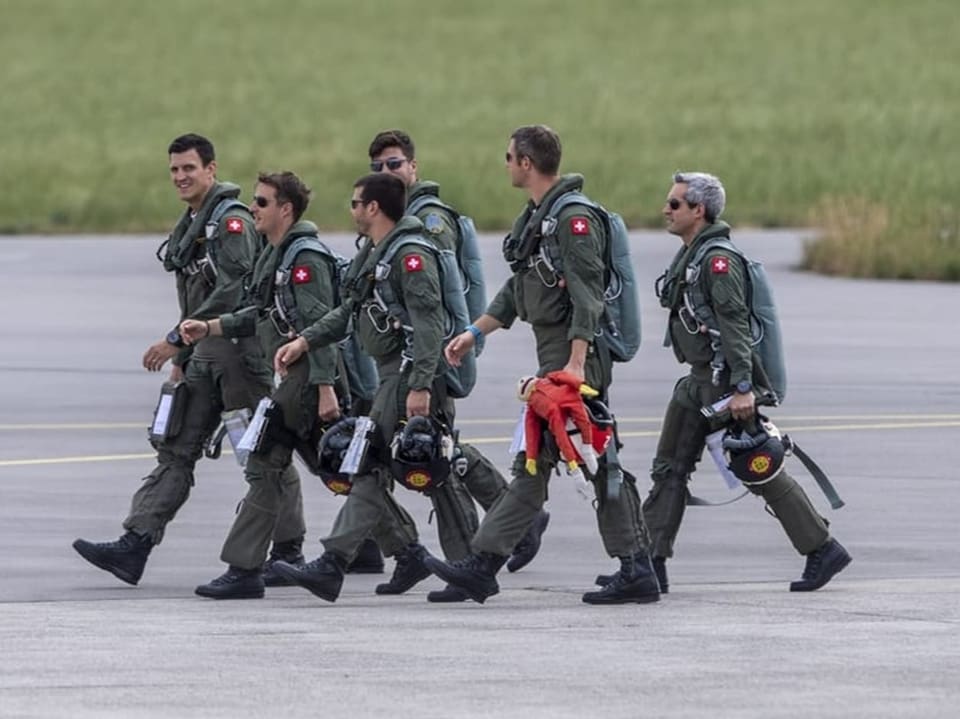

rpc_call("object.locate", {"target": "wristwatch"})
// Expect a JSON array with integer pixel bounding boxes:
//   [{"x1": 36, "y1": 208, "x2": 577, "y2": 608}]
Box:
[
  {"x1": 735, "y1": 379, "x2": 753, "y2": 394},
  {"x1": 165, "y1": 329, "x2": 185, "y2": 348}
]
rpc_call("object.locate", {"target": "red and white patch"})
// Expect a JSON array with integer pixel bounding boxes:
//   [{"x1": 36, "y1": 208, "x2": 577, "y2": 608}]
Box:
[
  {"x1": 226, "y1": 218, "x2": 244, "y2": 234},
  {"x1": 403, "y1": 254, "x2": 423, "y2": 273},
  {"x1": 570, "y1": 216, "x2": 590, "y2": 235},
  {"x1": 292, "y1": 266, "x2": 312, "y2": 284},
  {"x1": 710, "y1": 256, "x2": 730, "y2": 274}
]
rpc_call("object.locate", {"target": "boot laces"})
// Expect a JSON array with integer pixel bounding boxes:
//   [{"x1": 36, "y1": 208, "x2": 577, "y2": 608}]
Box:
[{"x1": 303, "y1": 556, "x2": 333, "y2": 573}]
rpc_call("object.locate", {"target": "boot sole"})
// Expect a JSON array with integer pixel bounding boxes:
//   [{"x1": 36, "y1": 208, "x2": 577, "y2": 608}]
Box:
[
  {"x1": 263, "y1": 576, "x2": 296, "y2": 587},
  {"x1": 374, "y1": 566, "x2": 432, "y2": 595},
  {"x1": 271, "y1": 565, "x2": 339, "y2": 602},
  {"x1": 72, "y1": 540, "x2": 141, "y2": 586},
  {"x1": 582, "y1": 592, "x2": 661, "y2": 605},
  {"x1": 345, "y1": 565, "x2": 386, "y2": 575},
  {"x1": 194, "y1": 587, "x2": 264, "y2": 600},
  {"x1": 790, "y1": 553, "x2": 852, "y2": 592},
  {"x1": 423, "y1": 557, "x2": 498, "y2": 604}
]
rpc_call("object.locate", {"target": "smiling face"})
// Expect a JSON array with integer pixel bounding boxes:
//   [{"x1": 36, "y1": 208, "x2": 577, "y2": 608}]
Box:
[{"x1": 169, "y1": 148, "x2": 216, "y2": 210}]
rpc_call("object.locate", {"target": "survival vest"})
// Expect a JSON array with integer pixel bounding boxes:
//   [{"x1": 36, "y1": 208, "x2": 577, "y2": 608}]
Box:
[
  {"x1": 407, "y1": 194, "x2": 488, "y2": 354},
  {"x1": 538, "y1": 192, "x2": 642, "y2": 363},
  {"x1": 684, "y1": 238, "x2": 787, "y2": 404},
  {"x1": 373, "y1": 235, "x2": 477, "y2": 399},
  {"x1": 275, "y1": 233, "x2": 379, "y2": 403},
  {"x1": 159, "y1": 197, "x2": 251, "y2": 281}
]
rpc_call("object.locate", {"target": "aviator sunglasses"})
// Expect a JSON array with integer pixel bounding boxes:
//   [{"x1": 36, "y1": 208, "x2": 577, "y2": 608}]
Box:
[{"x1": 369, "y1": 157, "x2": 407, "y2": 172}]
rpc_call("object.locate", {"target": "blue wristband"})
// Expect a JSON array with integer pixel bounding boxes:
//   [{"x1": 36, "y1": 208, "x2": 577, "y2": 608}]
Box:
[{"x1": 465, "y1": 324, "x2": 483, "y2": 341}]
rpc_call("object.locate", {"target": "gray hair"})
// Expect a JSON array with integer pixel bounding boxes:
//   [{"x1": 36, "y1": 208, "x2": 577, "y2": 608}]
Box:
[{"x1": 673, "y1": 171, "x2": 726, "y2": 222}]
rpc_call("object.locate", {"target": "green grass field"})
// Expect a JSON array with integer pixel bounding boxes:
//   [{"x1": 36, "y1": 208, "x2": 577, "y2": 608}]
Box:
[{"x1": 2, "y1": 0, "x2": 958, "y2": 278}]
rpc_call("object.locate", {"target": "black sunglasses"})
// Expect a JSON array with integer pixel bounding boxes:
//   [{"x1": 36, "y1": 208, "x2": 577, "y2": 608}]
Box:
[
  {"x1": 252, "y1": 196, "x2": 270, "y2": 208},
  {"x1": 350, "y1": 199, "x2": 367, "y2": 209},
  {"x1": 667, "y1": 198, "x2": 688, "y2": 211},
  {"x1": 369, "y1": 157, "x2": 406, "y2": 172}
]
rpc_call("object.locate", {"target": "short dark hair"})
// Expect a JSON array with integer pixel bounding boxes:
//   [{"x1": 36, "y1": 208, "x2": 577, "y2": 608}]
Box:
[
  {"x1": 167, "y1": 133, "x2": 215, "y2": 166},
  {"x1": 510, "y1": 125, "x2": 561, "y2": 175},
  {"x1": 368, "y1": 129, "x2": 416, "y2": 160},
  {"x1": 354, "y1": 173, "x2": 407, "y2": 223},
  {"x1": 257, "y1": 171, "x2": 312, "y2": 222}
]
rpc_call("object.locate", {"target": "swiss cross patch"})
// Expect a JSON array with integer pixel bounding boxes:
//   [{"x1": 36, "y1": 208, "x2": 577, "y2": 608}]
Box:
[
  {"x1": 226, "y1": 218, "x2": 244, "y2": 234},
  {"x1": 710, "y1": 256, "x2": 730, "y2": 274},
  {"x1": 570, "y1": 216, "x2": 590, "y2": 235},
  {"x1": 292, "y1": 266, "x2": 312, "y2": 284},
  {"x1": 403, "y1": 254, "x2": 423, "y2": 273}
]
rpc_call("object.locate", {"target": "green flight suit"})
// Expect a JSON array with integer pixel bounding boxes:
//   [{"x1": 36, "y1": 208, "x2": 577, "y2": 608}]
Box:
[
  {"x1": 471, "y1": 174, "x2": 650, "y2": 559},
  {"x1": 643, "y1": 222, "x2": 829, "y2": 558},
  {"x1": 123, "y1": 182, "x2": 300, "y2": 546},
  {"x1": 407, "y1": 181, "x2": 509, "y2": 515},
  {"x1": 215, "y1": 221, "x2": 351, "y2": 570},
  {"x1": 301, "y1": 217, "x2": 478, "y2": 562}
]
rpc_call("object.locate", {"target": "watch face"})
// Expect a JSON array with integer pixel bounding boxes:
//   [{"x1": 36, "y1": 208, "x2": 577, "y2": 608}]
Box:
[
  {"x1": 166, "y1": 330, "x2": 182, "y2": 346},
  {"x1": 736, "y1": 381, "x2": 752, "y2": 394}
]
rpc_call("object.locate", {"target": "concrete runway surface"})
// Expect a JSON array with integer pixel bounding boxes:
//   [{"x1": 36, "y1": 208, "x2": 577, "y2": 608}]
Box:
[{"x1": 0, "y1": 229, "x2": 958, "y2": 719}]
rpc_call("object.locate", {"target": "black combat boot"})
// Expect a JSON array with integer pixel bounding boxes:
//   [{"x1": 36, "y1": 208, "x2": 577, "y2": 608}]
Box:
[
  {"x1": 346, "y1": 538, "x2": 385, "y2": 574},
  {"x1": 790, "y1": 538, "x2": 851, "y2": 592},
  {"x1": 375, "y1": 543, "x2": 431, "y2": 595},
  {"x1": 195, "y1": 566, "x2": 265, "y2": 599},
  {"x1": 426, "y1": 584, "x2": 470, "y2": 603},
  {"x1": 422, "y1": 551, "x2": 506, "y2": 604},
  {"x1": 262, "y1": 538, "x2": 306, "y2": 587},
  {"x1": 271, "y1": 552, "x2": 347, "y2": 602},
  {"x1": 582, "y1": 554, "x2": 661, "y2": 605},
  {"x1": 72, "y1": 531, "x2": 153, "y2": 586},
  {"x1": 506, "y1": 510, "x2": 550, "y2": 573},
  {"x1": 595, "y1": 556, "x2": 669, "y2": 594}
]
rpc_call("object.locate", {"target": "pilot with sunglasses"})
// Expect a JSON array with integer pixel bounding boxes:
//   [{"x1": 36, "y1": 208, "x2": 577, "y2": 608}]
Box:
[
  {"x1": 424, "y1": 125, "x2": 660, "y2": 606},
  {"x1": 646, "y1": 171, "x2": 850, "y2": 593},
  {"x1": 187, "y1": 171, "x2": 356, "y2": 599},
  {"x1": 365, "y1": 130, "x2": 551, "y2": 602}
]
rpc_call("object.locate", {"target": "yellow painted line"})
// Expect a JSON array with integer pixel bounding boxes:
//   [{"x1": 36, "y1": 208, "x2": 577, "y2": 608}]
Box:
[
  {"x1": 0, "y1": 422, "x2": 145, "y2": 431},
  {"x1": 0, "y1": 452, "x2": 156, "y2": 467},
  {"x1": 5, "y1": 419, "x2": 958, "y2": 467}
]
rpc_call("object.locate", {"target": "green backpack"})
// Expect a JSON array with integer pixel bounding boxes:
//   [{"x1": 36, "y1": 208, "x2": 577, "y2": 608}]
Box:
[
  {"x1": 374, "y1": 235, "x2": 477, "y2": 399},
  {"x1": 683, "y1": 238, "x2": 787, "y2": 404},
  {"x1": 275, "y1": 233, "x2": 379, "y2": 403}
]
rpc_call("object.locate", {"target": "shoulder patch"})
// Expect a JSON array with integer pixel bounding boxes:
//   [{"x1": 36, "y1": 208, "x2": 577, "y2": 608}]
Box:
[
  {"x1": 423, "y1": 213, "x2": 444, "y2": 235},
  {"x1": 226, "y1": 217, "x2": 244, "y2": 234},
  {"x1": 403, "y1": 254, "x2": 424, "y2": 273},
  {"x1": 292, "y1": 265, "x2": 312, "y2": 284},
  {"x1": 710, "y1": 255, "x2": 731, "y2": 274},
  {"x1": 570, "y1": 216, "x2": 590, "y2": 235}
]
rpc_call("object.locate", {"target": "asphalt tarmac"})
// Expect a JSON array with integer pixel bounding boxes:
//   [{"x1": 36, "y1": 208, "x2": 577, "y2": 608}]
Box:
[{"x1": 1, "y1": 229, "x2": 958, "y2": 719}]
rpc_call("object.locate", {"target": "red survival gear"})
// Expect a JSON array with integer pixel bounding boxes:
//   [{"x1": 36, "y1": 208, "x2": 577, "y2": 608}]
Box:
[{"x1": 518, "y1": 371, "x2": 607, "y2": 475}]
